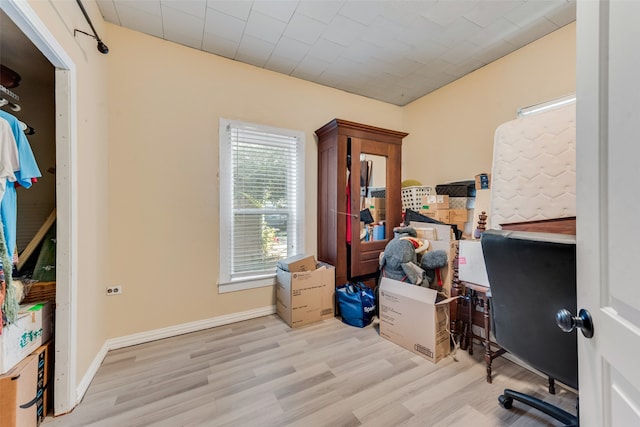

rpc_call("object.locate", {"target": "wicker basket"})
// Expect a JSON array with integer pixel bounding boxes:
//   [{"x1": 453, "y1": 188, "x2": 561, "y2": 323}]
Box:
[
  {"x1": 401, "y1": 186, "x2": 433, "y2": 211},
  {"x1": 21, "y1": 281, "x2": 56, "y2": 305}
]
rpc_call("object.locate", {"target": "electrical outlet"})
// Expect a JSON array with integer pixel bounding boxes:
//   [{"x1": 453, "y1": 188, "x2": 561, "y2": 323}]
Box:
[{"x1": 106, "y1": 286, "x2": 123, "y2": 296}]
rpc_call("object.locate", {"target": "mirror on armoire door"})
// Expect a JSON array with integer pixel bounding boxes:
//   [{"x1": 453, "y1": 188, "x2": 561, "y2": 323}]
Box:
[{"x1": 358, "y1": 153, "x2": 387, "y2": 243}]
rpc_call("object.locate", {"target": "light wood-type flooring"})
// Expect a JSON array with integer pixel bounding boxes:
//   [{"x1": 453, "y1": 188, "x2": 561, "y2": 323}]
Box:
[{"x1": 43, "y1": 315, "x2": 578, "y2": 427}]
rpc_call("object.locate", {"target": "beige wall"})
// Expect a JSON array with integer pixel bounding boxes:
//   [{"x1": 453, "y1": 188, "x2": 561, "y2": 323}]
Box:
[
  {"x1": 104, "y1": 22, "x2": 576, "y2": 341},
  {"x1": 105, "y1": 24, "x2": 403, "y2": 337},
  {"x1": 403, "y1": 22, "x2": 576, "y2": 187},
  {"x1": 103, "y1": 18, "x2": 576, "y2": 345},
  {"x1": 25, "y1": 0, "x2": 111, "y2": 381}
]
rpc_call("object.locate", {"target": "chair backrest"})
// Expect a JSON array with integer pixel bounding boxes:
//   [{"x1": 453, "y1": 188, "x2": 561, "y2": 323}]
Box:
[{"x1": 481, "y1": 229, "x2": 578, "y2": 389}]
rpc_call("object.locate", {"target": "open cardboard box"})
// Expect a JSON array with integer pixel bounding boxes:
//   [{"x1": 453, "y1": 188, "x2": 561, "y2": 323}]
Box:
[
  {"x1": 379, "y1": 278, "x2": 458, "y2": 363},
  {"x1": 276, "y1": 261, "x2": 335, "y2": 328},
  {"x1": 409, "y1": 221, "x2": 458, "y2": 298}
]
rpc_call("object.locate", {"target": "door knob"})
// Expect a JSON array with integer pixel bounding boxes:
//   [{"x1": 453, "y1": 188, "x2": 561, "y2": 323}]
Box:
[{"x1": 556, "y1": 308, "x2": 594, "y2": 338}]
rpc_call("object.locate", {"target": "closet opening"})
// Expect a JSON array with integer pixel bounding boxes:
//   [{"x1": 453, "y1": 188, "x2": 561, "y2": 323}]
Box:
[{"x1": 1, "y1": 0, "x2": 77, "y2": 415}]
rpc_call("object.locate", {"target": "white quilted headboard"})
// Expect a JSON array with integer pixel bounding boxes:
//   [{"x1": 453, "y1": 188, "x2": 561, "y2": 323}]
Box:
[{"x1": 490, "y1": 103, "x2": 576, "y2": 229}]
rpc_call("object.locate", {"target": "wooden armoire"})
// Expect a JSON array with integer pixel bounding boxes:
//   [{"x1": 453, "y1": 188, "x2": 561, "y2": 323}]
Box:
[{"x1": 315, "y1": 119, "x2": 407, "y2": 287}]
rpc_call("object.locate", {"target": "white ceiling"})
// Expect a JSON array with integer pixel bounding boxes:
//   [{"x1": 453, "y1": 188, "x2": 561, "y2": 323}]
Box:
[{"x1": 97, "y1": 0, "x2": 576, "y2": 106}]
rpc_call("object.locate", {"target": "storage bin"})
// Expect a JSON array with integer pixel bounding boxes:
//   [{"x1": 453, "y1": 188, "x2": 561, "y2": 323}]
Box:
[
  {"x1": 435, "y1": 180, "x2": 476, "y2": 197},
  {"x1": 401, "y1": 186, "x2": 433, "y2": 211}
]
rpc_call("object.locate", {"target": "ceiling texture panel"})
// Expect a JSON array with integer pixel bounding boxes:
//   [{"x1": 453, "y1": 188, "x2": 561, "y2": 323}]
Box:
[{"x1": 96, "y1": 0, "x2": 576, "y2": 106}]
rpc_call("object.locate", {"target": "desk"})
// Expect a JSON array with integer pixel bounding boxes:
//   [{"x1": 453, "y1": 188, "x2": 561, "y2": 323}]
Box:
[{"x1": 462, "y1": 282, "x2": 506, "y2": 384}]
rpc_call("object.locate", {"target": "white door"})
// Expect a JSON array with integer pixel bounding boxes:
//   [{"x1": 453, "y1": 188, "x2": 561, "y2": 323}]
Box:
[{"x1": 576, "y1": 1, "x2": 640, "y2": 425}]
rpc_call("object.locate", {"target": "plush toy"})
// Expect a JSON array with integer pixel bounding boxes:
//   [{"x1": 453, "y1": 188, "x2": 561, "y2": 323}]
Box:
[
  {"x1": 379, "y1": 226, "x2": 428, "y2": 285},
  {"x1": 421, "y1": 250, "x2": 449, "y2": 289}
]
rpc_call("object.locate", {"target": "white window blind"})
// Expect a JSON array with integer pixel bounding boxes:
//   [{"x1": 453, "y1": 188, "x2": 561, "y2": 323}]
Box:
[{"x1": 219, "y1": 118, "x2": 305, "y2": 292}]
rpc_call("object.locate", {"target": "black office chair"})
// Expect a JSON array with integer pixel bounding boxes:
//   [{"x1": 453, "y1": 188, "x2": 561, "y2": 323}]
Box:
[{"x1": 481, "y1": 229, "x2": 579, "y2": 426}]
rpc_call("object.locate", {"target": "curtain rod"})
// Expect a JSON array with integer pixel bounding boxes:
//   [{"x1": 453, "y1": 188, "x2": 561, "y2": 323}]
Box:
[
  {"x1": 517, "y1": 94, "x2": 576, "y2": 118},
  {"x1": 74, "y1": 0, "x2": 109, "y2": 54}
]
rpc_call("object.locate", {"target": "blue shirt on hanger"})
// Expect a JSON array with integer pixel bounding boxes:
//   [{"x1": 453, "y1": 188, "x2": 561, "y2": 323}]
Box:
[{"x1": 0, "y1": 110, "x2": 41, "y2": 262}]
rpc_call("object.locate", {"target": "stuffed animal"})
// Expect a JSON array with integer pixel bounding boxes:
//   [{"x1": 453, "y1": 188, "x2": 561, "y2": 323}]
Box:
[
  {"x1": 421, "y1": 250, "x2": 449, "y2": 289},
  {"x1": 379, "y1": 226, "x2": 427, "y2": 285}
]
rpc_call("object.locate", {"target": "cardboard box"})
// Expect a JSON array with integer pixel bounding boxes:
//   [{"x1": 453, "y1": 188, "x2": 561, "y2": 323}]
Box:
[
  {"x1": 424, "y1": 240, "x2": 459, "y2": 297},
  {"x1": 422, "y1": 194, "x2": 449, "y2": 209},
  {"x1": 369, "y1": 207, "x2": 385, "y2": 222},
  {"x1": 364, "y1": 197, "x2": 385, "y2": 209},
  {"x1": 458, "y1": 240, "x2": 490, "y2": 287},
  {"x1": 419, "y1": 208, "x2": 450, "y2": 223},
  {"x1": 475, "y1": 173, "x2": 491, "y2": 190},
  {"x1": 413, "y1": 226, "x2": 437, "y2": 241},
  {"x1": 0, "y1": 340, "x2": 52, "y2": 427},
  {"x1": 379, "y1": 278, "x2": 458, "y2": 363},
  {"x1": 449, "y1": 209, "x2": 469, "y2": 223},
  {"x1": 0, "y1": 302, "x2": 53, "y2": 374},
  {"x1": 276, "y1": 263, "x2": 335, "y2": 328},
  {"x1": 276, "y1": 254, "x2": 317, "y2": 273},
  {"x1": 410, "y1": 222, "x2": 455, "y2": 242}
]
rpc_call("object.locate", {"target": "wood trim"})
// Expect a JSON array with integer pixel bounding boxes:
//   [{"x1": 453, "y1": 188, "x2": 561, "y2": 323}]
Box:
[
  {"x1": 315, "y1": 118, "x2": 408, "y2": 143},
  {"x1": 500, "y1": 217, "x2": 576, "y2": 235}
]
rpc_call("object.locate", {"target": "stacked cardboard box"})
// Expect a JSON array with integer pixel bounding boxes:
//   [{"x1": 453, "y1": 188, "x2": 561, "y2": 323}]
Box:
[
  {"x1": 419, "y1": 194, "x2": 450, "y2": 223},
  {"x1": 432, "y1": 180, "x2": 480, "y2": 237},
  {"x1": 276, "y1": 254, "x2": 316, "y2": 272},
  {"x1": 363, "y1": 197, "x2": 385, "y2": 223},
  {"x1": 0, "y1": 340, "x2": 52, "y2": 427},
  {"x1": 0, "y1": 302, "x2": 53, "y2": 375},
  {"x1": 448, "y1": 197, "x2": 475, "y2": 237},
  {"x1": 276, "y1": 255, "x2": 335, "y2": 328}
]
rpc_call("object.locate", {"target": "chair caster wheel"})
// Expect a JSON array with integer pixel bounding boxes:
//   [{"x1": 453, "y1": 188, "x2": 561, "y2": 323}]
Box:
[{"x1": 499, "y1": 395, "x2": 513, "y2": 409}]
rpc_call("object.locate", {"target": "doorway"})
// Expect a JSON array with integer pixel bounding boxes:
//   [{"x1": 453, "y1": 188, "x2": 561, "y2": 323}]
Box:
[{"x1": 1, "y1": 0, "x2": 77, "y2": 415}]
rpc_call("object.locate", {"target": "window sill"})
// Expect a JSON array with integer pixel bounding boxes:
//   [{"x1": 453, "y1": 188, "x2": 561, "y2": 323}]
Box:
[{"x1": 218, "y1": 274, "x2": 276, "y2": 294}]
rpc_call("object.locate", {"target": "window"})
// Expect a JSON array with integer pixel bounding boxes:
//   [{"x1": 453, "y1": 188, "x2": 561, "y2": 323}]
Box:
[{"x1": 219, "y1": 118, "x2": 305, "y2": 292}]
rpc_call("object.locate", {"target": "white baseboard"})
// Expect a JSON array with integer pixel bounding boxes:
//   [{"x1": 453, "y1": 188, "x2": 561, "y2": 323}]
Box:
[
  {"x1": 107, "y1": 305, "x2": 276, "y2": 350},
  {"x1": 75, "y1": 305, "x2": 276, "y2": 404},
  {"x1": 75, "y1": 340, "x2": 109, "y2": 406}
]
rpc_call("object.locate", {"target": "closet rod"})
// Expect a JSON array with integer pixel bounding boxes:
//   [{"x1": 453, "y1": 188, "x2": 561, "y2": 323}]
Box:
[{"x1": 0, "y1": 84, "x2": 19, "y2": 101}]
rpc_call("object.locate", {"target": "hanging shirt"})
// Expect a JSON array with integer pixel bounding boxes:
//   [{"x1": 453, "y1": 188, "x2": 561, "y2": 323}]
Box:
[
  {"x1": 0, "y1": 110, "x2": 41, "y2": 262},
  {"x1": 0, "y1": 117, "x2": 20, "y2": 202}
]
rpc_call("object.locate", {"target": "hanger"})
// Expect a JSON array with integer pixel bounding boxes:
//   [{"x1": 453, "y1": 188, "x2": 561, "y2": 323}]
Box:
[
  {"x1": 1, "y1": 102, "x2": 34, "y2": 135},
  {"x1": 18, "y1": 121, "x2": 35, "y2": 136},
  {"x1": 0, "y1": 97, "x2": 21, "y2": 112},
  {"x1": 0, "y1": 84, "x2": 35, "y2": 135}
]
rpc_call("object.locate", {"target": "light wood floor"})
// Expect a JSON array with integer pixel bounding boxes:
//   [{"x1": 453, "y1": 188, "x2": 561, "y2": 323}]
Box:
[{"x1": 43, "y1": 315, "x2": 577, "y2": 427}]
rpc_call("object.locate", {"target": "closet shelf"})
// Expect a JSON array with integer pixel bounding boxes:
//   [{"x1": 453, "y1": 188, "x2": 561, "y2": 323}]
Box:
[
  {"x1": 1, "y1": 84, "x2": 21, "y2": 112},
  {"x1": 0, "y1": 84, "x2": 19, "y2": 100}
]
